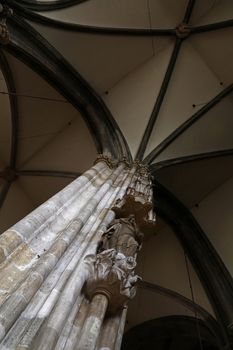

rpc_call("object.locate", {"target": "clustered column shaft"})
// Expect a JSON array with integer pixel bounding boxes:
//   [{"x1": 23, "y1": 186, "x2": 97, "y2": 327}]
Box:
[
  {"x1": 77, "y1": 294, "x2": 109, "y2": 350},
  {"x1": 0, "y1": 155, "x2": 155, "y2": 350},
  {"x1": 75, "y1": 159, "x2": 155, "y2": 350}
]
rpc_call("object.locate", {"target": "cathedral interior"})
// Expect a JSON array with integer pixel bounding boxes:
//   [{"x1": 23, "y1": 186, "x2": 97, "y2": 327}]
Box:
[{"x1": 0, "y1": 0, "x2": 233, "y2": 349}]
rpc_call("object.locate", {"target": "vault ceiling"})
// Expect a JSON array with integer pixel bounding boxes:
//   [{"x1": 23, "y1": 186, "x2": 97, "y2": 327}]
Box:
[
  {"x1": 0, "y1": 50, "x2": 97, "y2": 231},
  {"x1": 0, "y1": 0, "x2": 233, "y2": 339}
]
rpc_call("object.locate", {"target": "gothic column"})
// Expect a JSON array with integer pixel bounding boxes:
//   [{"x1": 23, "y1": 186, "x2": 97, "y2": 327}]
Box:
[
  {"x1": 0, "y1": 156, "x2": 155, "y2": 350},
  {"x1": 74, "y1": 162, "x2": 156, "y2": 350}
]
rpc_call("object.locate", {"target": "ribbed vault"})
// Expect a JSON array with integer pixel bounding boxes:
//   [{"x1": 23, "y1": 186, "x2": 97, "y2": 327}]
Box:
[{"x1": 0, "y1": 0, "x2": 233, "y2": 348}]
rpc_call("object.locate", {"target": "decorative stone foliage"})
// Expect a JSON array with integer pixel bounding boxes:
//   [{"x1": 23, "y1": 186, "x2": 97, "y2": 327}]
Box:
[{"x1": 84, "y1": 249, "x2": 140, "y2": 314}]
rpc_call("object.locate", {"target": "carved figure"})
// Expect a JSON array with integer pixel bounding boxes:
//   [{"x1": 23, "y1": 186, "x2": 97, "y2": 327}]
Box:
[{"x1": 97, "y1": 215, "x2": 143, "y2": 257}]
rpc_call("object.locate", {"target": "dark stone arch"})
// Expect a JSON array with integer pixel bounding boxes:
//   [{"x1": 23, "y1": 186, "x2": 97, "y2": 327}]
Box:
[
  {"x1": 153, "y1": 180, "x2": 233, "y2": 349},
  {"x1": 4, "y1": 13, "x2": 131, "y2": 161},
  {"x1": 7, "y1": 0, "x2": 88, "y2": 12},
  {"x1": 122, "y1": 316, "x2": 221, "y2": 350}
]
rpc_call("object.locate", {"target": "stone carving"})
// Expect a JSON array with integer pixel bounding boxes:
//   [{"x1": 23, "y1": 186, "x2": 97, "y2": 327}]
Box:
[
  {"x1": 97, "y1": 215, "x2": 143, "y2": 257},
  {"x1": 83, "y1": 157, "x2": 156, "y2": 317},
  {"x1": 84, "y1": 249, "x2": 141, "y2": 314},
  {"x1": 0, "y1": 5, "x2": 12, "y2": 45},
  {"x1": 111, "y1": 163, "x2": 156, "y2": 234},
  {"x1": 94, "y1": 154, "x2": 115, "y2": 169},
  {"x1": 175, "y1": 22, "x2": 191, "y2": 39},
  {"x1": 112, "y1": 195, "x2": 156, "y2": 234},
  {"x1": 0, "y1": 23, "x2": 9, "y2": 44},
  {"x1": 94, "y1": 154, "x2": 131, "y2": 169}
]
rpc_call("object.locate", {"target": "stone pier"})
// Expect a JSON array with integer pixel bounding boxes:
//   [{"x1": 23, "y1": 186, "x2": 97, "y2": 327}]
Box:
[{"x1": 0, "y1": 155, "x2": 156, "y2": 349}]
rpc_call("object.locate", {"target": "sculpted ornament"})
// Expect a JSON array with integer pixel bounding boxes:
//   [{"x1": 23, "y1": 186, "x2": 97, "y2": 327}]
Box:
[
  {"x1": 97, "y1": 215, "x2": 143, "y2": 257},
  {"x1": 83, "y1": 159, "x2": 156, "y2": 316},
  {"x1": 94, "y1": 154, "x2": 114, "y2": 169},
  {"x1": 84, "y1": 249, "x2": 141, "y2": 314},
  {"x1": 0, "y1": 23, "x2": 9, "y2": 44},
  {"x1": 0, "y1": 5, "x2": 12, "y2": 45}
]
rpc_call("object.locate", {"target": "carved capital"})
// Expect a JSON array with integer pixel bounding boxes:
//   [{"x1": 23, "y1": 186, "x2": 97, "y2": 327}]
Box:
[
  {"x1": 84, "y1": 249, "x2": 141, "y2": 315},
  {"x1": 117, "y1": 156, "x2": 131, "y2": 168},
  {"x1": 94, "y1": 154, "x2": 115, "y2": 169},
  {"x1": 137, "y1": 164, "x2": 150, "y2": 178},
  {"x1": 94, "y1": 154, "x2": 131, "y2": 169}
]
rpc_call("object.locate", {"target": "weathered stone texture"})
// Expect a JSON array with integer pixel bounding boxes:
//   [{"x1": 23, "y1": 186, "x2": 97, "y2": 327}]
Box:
[{"x1": 0, "y1": 157, "x2": 154, "y2": 350}]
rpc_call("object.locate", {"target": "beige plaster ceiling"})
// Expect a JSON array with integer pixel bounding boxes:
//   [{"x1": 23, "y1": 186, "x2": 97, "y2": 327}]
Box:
[
  {"x1": 28, "y1": 1, "x2": 233, "y2": 162},
  {"x1": 0, "y1": 0, "x2": 233, "y2": 333},
  {"x1": 191, "y1": 0, "x2": 233, "y2": 25},
  {"x1": 30, "y1": 22, "x2": 156, "y2": 94},
  {"x1": 4, "y1": 53, "x2": 97, "y2": 170},
  {"x1": 155, "y1": 155, "x2": 233, "y2": 208},
  {"x1": 0, "y1": 53, "x2": 97, "y2": 233}
]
